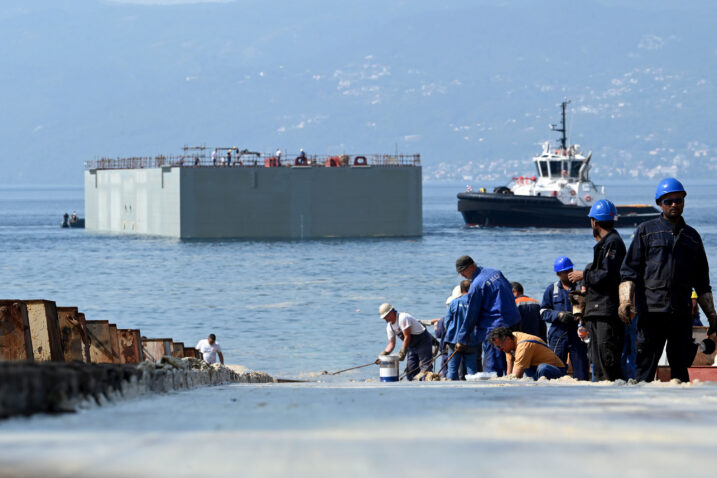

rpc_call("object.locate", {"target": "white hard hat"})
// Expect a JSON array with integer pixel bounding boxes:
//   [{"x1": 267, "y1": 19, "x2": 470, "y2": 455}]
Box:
[
  {"x1": 445, "y1": 285, "x2": 462, "y2": 305},
  {"x1": 379, "y1": 303, "x2": 394, "y2": 319},
  {"x1": 300, "y1": 148, "x2": 304, "y2": 152}
]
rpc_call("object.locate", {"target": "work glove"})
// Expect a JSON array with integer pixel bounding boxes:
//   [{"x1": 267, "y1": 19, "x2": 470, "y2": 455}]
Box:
[
  {"x1": 556, "y1": 311, "x2": 575, "y2": 324},
  {"x1": 455, "y1": 342, "x2": 467, "y2": 353},
  {"x1": 398, "y1": 349, "x2": 407, "y2": 361},
  {"x1": 618, "y1": 281, "x2": 637, "y2": 324},
  {"x1": 697, "y1": 291, "x2": 717, "y2": 338}
]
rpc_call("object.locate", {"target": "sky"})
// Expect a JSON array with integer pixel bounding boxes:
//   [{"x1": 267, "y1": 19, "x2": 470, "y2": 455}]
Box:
[{"x1": 1, "y1": 0, "x2": 716, "y2": 185}]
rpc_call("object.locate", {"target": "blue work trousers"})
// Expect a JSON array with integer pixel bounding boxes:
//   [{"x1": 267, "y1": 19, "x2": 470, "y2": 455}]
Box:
[
  {"x1": 548, "y1": 327, "x2": 589, "y2": 381},
  {"x1": 482, "y1": 337, "x2": 507, "y2": 376},
  {"x1": 525, "y1": 364, "x2": 567, "y2": 380},
  {"x1": 446, "y1": 344, "x2": 479, "y2": 380}
]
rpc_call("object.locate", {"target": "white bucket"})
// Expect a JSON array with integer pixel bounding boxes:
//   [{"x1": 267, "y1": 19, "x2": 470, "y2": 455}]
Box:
[{"x1": 378, "y1": 355, "x2": 399, "y2": 382}]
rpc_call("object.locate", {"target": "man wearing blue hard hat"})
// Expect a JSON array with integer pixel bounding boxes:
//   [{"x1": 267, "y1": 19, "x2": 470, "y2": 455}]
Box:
[
  {"x1": 620, "y1": 178, "x2": 717, "y2": 382},
  {"x1": 540, "y1": 255, "x2": 590, "y2": 380},
  {"x1": 568, "y1": 199, "x2": 627, "y2": 381}
]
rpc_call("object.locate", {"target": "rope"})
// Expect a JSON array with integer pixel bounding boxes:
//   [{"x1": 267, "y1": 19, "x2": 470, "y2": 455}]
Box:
[{"x1": 327, "y1": 361, "x2": 377, "y2": 376}]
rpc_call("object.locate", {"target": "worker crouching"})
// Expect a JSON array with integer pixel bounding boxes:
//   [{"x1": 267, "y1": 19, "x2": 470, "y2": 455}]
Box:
[
  {"x1": 378, "y1": 303, "x2": 433, "y2": 381},
  {"x1": 489, "y1": 327, "x2": 567, "y2": 380}
]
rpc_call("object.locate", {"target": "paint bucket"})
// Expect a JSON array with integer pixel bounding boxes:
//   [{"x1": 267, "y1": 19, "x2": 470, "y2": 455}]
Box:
[{"x1": 379, "y1": 355, "x2": 399, "y2": 382}]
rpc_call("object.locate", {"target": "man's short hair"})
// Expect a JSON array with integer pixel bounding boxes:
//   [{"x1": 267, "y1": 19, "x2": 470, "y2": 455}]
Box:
[
  {"x1": 488, "y1": 326, "x2": 514, "y2": 343},
  {"x1": 596, "y1": 220, "x2": 615, "y2": 231},
  {"x1": 209, "y1": 333, "x2": 216, "y2": 341},
  {"x1": 460, "y1": 279, "x2": 471, "y2": 293},
  {"x1": 455, "y1": 255, "x2": 475, "y2": 273},
  {"x1": 511, "y1": 282, "x2": 524, "y2": 295}
]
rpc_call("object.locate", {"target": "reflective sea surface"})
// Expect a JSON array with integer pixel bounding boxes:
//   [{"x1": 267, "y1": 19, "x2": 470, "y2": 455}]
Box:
[{"x1": 1, "y1": 181, "x2": 716, "y2": 379}]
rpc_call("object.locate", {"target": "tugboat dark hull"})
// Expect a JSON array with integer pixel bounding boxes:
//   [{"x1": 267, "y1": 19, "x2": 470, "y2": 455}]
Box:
[{"x1": 458, "y1": 192, "x2": 660, "y2": 228}]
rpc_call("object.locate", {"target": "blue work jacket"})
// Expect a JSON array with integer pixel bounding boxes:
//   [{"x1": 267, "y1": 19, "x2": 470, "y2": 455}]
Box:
[
  {"x1": 621, "y1": 215, "x2": 711, "y2": 318},
  {"x1": 541, "y1": 281, "x2": 578, "y2": 333},
  {"x1": 457, "y1": 267, "x2": 521, "y2": 344},
  {"x1": 443, "y1": 295, "x2": 478, "y2": 346}
]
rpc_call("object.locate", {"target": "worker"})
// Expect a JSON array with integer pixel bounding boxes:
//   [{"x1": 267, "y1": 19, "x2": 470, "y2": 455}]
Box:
[
  {"x1": 378, "y1": 303, "x2": 433, "y2": 381},
  {"x1": 442, "y1": 280, "x2": 477, "y2": 380},
  {"x1": 489, "y1": 326, "x2": 567, "y2": 380},
  {"x1": 512, "y1": 281, "x2": 547, "y2": 341},
  {"x1": 212, "y1": 148, "x2": 217, "y2": 166},
  {"x1": 568, "y1": 199, "x2": 626, "y2": 381},
  {"x1": 195, "y1": 333, "x2": 224, "y2": 365},
  {"x1": 275, "y1": 148, "x2": 282, "y2": 166},
  {"x1": 620, "y1": 178, "x2": 717, "y2": 382},
  {"x1": 540, "y1": 256, "x2": 590, "y2": 381},
  {"x1": 454, "y1": 255, "x2": 521, "y2": 376},
  {"x1": 226, "y1": 149, "x2": 232, "y2": 167},
  {"x1": 296, "y1": 148, "x2": 307, "y2": 165}
]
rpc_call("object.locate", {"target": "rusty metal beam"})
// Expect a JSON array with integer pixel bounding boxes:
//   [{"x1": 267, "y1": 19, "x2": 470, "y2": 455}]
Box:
[
  {"x1": 118, "y1": 329, "x2": 143, "y2": 364},
  {"x1": 56, "y1": 307, "x2": 91, "y2": 363},
  {"x1": 25, "y1": 300, "x2": 64, "y2": 362},
  {"x1": 0, "y1": 301, "x2": 34, "y2": 361}
]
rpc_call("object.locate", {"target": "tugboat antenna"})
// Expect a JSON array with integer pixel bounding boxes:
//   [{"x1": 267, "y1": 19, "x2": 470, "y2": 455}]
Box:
[{"x1": 549, "y1": 100, "x2": 570, "y2": 151}]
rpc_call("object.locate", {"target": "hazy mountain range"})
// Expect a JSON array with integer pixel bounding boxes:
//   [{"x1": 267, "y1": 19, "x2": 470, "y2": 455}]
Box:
[{"x1": 2, "y1": 0, "x2": 716, "y2": 185}]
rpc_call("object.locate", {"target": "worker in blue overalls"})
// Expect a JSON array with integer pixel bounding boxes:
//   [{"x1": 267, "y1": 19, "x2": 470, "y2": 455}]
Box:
[
  {"x1": 540, "y1": 256, "x2": 590, "y2": 380},
  {"x1": 454, "y1": 255, "x2": 521, "y2": 376}
]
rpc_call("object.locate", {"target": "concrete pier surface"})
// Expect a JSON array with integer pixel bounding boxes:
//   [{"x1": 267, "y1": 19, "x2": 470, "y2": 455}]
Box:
[{"x1": 1, "y1": 379, "x2": 716, "y2": 477}]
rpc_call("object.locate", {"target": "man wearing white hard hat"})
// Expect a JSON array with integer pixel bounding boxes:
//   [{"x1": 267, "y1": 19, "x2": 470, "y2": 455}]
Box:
[{"x1": 378, "y1": 303, "x2": 433, "y2": 380}]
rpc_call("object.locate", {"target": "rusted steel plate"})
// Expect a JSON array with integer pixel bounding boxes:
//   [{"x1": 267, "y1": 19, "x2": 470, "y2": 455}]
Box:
[
  {"x1": 171, "y1": 342, "x2": 185, "y2": 358},
  {"x1": 56, "y1": 307, "x2": 90, "y2": 363},
  {"x1": 0, "y1": 300, "x2": 34, "y2": 361},
  {"x1": 24, "y1": 300, "x2": 64, "y2": 362},
  {"x1": 141, "y1": 338, "x2": 173, "y2": 363},
  {"x1": 86, "y1": 320, "x2": 118, "y2": 364},
  {"x1": 183, "y1": 347, "x2": 197, "y2": 359},
  {"x1": 118, "y1": 329, "x2": 143, "y2": 364},
  {"x1": 108, "y1": 324, "x2": 121, "y2": 364}
]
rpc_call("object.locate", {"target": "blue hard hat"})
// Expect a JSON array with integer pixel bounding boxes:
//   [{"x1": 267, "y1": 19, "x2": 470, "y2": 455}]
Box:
[
  {"x1": 554, "y1": 256, "x2": 574, "y2": 273},
  {"x1": 588, "y1": 199, "x2": 617, "y2": 222},
  {"x1": 655, "y1": 177, "x2": 686, "y2": 203}
]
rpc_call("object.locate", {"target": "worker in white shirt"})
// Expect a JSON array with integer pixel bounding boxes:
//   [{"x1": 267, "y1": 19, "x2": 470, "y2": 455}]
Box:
[
  {"x1": 195, "y1": 333, "x2": 224, "y2": 364},
  {"x1": 378, "y1": 303, "x2": 433, "y2": 380}
]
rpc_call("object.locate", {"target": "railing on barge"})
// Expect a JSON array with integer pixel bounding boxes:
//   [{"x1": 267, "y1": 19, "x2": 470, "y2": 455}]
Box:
[{"x1": 84, "y1": 152, "x2": 421, "y2": 170}]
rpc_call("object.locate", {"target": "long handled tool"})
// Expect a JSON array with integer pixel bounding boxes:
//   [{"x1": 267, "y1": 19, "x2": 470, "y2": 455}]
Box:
[
  {"x1": 398, "y1": 347, "x2": 453, "y2": 381},
  {"x1": 322, "y1": 361, "x2": 377, "y2": 376}
]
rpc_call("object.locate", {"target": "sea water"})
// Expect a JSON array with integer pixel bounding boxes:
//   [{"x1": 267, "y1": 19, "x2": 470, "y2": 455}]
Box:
[{"x1": 1, "y1": 181, "x2": 716, "y2": 379}]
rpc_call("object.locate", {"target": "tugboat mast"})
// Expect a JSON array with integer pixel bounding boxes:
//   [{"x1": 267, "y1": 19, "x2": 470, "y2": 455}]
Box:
[{"x1": 550, "y1": 100, "x2": 570, "y2": 151}]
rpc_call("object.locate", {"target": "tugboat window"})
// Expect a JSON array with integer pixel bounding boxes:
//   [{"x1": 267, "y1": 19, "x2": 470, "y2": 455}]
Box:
[
  {"x1": 538, "y1": 161, "x2": 549, "y2": 177},
  {"x1": 569, "y1": 161, "x2": 581, "y2": 178},
  {"x1": 549, "y1": 161, "x2": 561, "y2": 177}
]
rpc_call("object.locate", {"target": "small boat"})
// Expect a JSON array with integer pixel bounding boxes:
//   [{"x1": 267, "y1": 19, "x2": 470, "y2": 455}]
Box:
[
  {"x1": 457, "y1": 100, "x2": 660, "y2": 228},
  {"x1": 61, "y1": 212, "x2": 85, "y2": 229}
]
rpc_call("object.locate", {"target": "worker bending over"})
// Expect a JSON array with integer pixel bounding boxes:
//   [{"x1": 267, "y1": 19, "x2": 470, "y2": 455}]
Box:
[
  {"x1": 442, "y1": 280, "x2": 478, "y2": 380},
  {"x1": 489, "y1": 327, "x2": 567, "y2": 380},
  {"x1": 540, "y1": 256, "x2": 590, "y2": 380},
  {"x1": 455, "y1": 255, "x2": 521, "y2": 376},
  {"x1": 569, "y1": 199, "x2": 626, "y2": 381},
  {"x1": 378, "y1": 303, "x2": 433, "y2": 381},
  {"x1": 620, "y1": 178, "x2": 717, "y2": 382}
]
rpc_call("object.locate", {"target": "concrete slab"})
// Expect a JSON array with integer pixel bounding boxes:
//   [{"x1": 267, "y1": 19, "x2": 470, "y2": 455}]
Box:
[{"x1": 0, "y1": 380, "x2": 715, "y2": 477}]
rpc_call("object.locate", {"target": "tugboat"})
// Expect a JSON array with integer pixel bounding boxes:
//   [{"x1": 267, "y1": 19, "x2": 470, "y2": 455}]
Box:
[{"x1": 457, "y1": 100, "x2": 660, "y2": 228}]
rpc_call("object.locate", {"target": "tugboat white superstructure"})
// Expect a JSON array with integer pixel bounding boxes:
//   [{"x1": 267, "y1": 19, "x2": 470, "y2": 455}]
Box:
[{"x1": 458, "y1": 100, "x2": 660, "y2": 228}]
